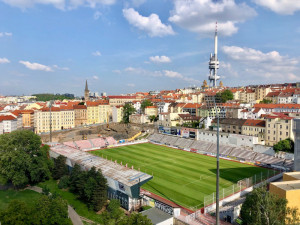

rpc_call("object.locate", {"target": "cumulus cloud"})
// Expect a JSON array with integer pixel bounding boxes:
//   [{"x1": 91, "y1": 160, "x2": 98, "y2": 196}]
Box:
[
  {"x1": 123, "y1": 8, "x2": 175, "y2": 37},
  {"x1": 19, "y1": 61, "x2": 53, "y2": 72},
  {"x1": 53, "y1": 65, "x2": 69, "y2": 71},
  {"x1": 123, "y1": 67, "x2": 199, "y2": 83},
  {"x1": 19, "y1": 61, "x2": 69, "y2": 72},
  {"x1": 1, "y1": 0, "x2": 115, "y2": 10},
  {"x1": 0, "y1": 58, "x2": 10, "y2": 64},
  {"x1": 253, "y1": 0, "x2": 300, "y2": 15},
  {"x1": 168, "y1": 0, "x2": 256, "y2": 36},
  {"x1": 93, "y1": 75, "x2": 99, "y2": 80},
  {"x1": 0, "y1": 32, "x2": 12, "y2": 37},
  {"x1": 149, "y1": 55, "x2": 171, "y2": 63},
  {"x1": 127, "y1": 83, "x2": 135, "y2": 87},
  {"x1": 92, "y1": 51, "x2": 101, "y2": 56},
  {"x1": 222, "y1": 46, "x2": 300, "y2": 82}
]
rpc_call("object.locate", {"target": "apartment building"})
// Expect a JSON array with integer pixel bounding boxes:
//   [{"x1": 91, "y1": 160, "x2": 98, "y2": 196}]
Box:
[
  {"x1": 265, "y1": 114, "x2": 294, "y2": 146},
  {"x1": 145, "y1": 106, "x2": 158, "y2": 116},
  {"x1": 108, "y1": 96, "x2": 137, "y2": 106},
  {"x1": 216, "y1": 118, "x2": 247, "y2": 134},
  {"x1": 242, "y1": 119, "x2": 265, "y2": 144},
  {"x1": 0, "y1": 115, "x2": 18, "y2": 134},
  {"x1": 112, "y1": 106, "x2": 124, "y2": 123},
  {"x1": 255, "y1": 86, "x2": 271, "y2": 101},
  {"x1": 73, "y1": 105, "x2": 87, "y2": 127}
]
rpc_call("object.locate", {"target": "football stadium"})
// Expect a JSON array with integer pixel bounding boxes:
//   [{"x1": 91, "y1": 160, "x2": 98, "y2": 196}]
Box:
[{"x1": 90, "y1": 142, "x2": 270, "y2": 210}]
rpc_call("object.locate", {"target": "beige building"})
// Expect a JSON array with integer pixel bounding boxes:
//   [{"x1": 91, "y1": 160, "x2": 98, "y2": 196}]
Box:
[
  {"x1": 73, "y1": 105, "x2": 87, "y2": 127},
  {"x1": 145, "y1": 106, "x2": 158, "y2": 116},
  {"x1": 34, "y1": 107, "x2": 75, "y2": 133},
  {"x1": 21, "y1": 110, "x2": 34, "y2": 129},
  {"x1": 112, "y1": 106, "x2": 124, "y2": 123},
  {"x1": 216, "y1": 118, "x2": 246, "y2": 134},
  {"x1": 129, "y1": 114, "x2": 150, "y2": 124},
  {"x1": 108, "y1": 96, "x2": 137, "y2": 106},
  {"x1": 255, "y1": 86, "x2": 271, "y2": 101},
  {"x1": 265, "y1": 114, "x2": 294, "y2": 146},
  {"x1": 242, "y1": 119, "x2": 265, "y2": 143}
]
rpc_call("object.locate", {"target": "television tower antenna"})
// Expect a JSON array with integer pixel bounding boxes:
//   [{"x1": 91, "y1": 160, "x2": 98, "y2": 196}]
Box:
[{"x1": 208, "y1": 21, "x2": 220, "y2": 88}]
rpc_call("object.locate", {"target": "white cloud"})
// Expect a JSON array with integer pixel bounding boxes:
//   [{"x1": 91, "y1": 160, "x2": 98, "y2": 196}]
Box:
[
  {"x1": 0, "y1": 58, "x2": 10, "y2": 64},
  {"x1": 169, "y1": 0, "x2": 256, "y2": 36},
  {"x1": 53, "y1": 65, "x2": 69, "y2": 71},
  {"x1": 0, "y1": 32, "x2": 12, "y2": 37},
  {"x1": 149, "y1": 55, "x2": 171, "y2": 63},
  {"x1": 93, "y1": 75, "x2": 99, "y2": 80},
  {"x1": 163, "y1": 70, "x2": 183, "y2": 78},
  {"x1": 93, "y1": 11, "x2": 102, "y2": 20},
  {"x1": 2, "y1": 0, "x2": 65, "y2": 10},
  {"x1": 123, "y1": 8, "x2": 175, "y2": 37},
  {"x1": 112, "y1": 69, "x2": 121, "y2": 74},
  {"x1": 19, "y1": 61, "x2": 53, "y2": 72},
  {"x1": 92, "y1": 51, "x2": 101, "y2": 56},
  {"x1": 131, "y1": 0, "x2": 146, "y2": 7},
  {"x1": 253, "y1": 0, "x2": 300, "y2": 15},
  {"x1": 127, "y1": 83, "x2": 135, "y2": 87},
  {"x1": 1, "y1": 0, "x2": 115, "y2": 10},
  {"x1": 222, "y1": 46, "x2": 300, "y2": 82}
]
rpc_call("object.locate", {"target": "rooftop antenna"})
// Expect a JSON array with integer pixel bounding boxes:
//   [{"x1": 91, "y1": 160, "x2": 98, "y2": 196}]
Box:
[{"x1": 208, "y1": 21, "x2": 220, "y2": 88}]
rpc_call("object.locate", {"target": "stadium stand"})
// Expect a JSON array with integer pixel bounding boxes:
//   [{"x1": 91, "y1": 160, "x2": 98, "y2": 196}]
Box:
[
  {"x1": 106, "y1": 137, "x2": 117, "y2": 145},
  {"x1": 75, "y1": 140, "x2": 93, "y2": 150},
  {"x1": 229, "y1": 148, "x2": 257, "y2": 161},
  {"x1": 91, "y1": 138, "x2": 106, "y2": 148},
  {"x1": 284, "y1": 159, "x2": 293, "y2": 168},
  {"x1": 63, "y1": 141, "x2": 78, "y2": 149},
  {"x1": 174, "y1": 138, "x2": 194, "y2": 149},
  {"x1": 149, "y1": 133, "x2": 289, "y2": 169}
]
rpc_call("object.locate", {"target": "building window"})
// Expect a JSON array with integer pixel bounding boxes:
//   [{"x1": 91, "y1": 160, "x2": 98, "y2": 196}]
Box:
[{"x1": 286, "y1": 132, "x2": 288, "y2": 136}]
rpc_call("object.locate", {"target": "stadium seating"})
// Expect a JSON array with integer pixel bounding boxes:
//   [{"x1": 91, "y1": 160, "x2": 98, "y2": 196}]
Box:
[
  {"x1": 75, "y1": 140, "x2": 93, "y2": 150},
  {"x1": 106, "y1": 137, "x2": 117, "y2": 145},
  {"x1": 229, "y1": 148, "x2": 257, "y2": 161},
  {"x1": 149, "y1": 133, "x2": 163, "y2": 142},
  {"x1": 254, "y1": 153, "x2": 284, "y2": 166},
  {"x1": 63, "y1": 141, "x2": 78, "y2": 149},
  {"x1": 174, "y1": 138, "x2": 194, "y2": 149},
  {"x1": 219, "y1": 146, "x2": 234, "y2": 155},
  {"x1": 190, "y1": 141, "x2": 212, "y2": 153},
  {"x1": 91, "y1": 138, "x2": 106, "y2": 148}
]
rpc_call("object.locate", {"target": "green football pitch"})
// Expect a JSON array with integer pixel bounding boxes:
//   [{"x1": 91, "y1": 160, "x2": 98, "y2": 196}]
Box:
[{"x1": 90, "y1": 143, "x2": 269, "y2": 209}]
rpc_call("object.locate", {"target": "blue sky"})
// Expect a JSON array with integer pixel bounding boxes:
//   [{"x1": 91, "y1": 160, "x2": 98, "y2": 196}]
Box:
[{"x1": 0, "y1": 0, "x2": 299, "y2": 96}]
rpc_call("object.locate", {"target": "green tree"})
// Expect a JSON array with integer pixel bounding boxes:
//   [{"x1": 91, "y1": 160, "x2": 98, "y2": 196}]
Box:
[
  {"x1": 148, "y1": 115, "x2": 158, "y2": 122},
  {"x1": 102, "y1": 200, "x2": 126, "y2": 224},
  {"x1": 122, "y1": 103, "x2": 136, "y2": 124},
  {"x1": 58, "y1": 175, "x2": 70, "y2": 189},
  {"x1": 33, "y1": 93, "x2": 73, "y2": 101},
  {"x1": 260, "y1": 99, "x2": 272, "y2": 104},
  {"x1": 0, "y1": 200, "x2": 33, "y2": 225},
  {"x1": 215, "y1": 89, "x2": 234, "y2": 103},
  {"x1": 241, "y1": 186, "x2": 287, "y2": 225},
  {"x1": 52, "y1": 155, "x2": 68, "y2": 180},
  {"x1": 127, "y1": 212, "x2": 152, "y2": 225},
  {"x1": 273, "y1": 138, "x2": 294, "y2": 153},
  {"x1": 141, "y1": 100, "x2": 153, "y2": 113},
  {"x1": 0, "y1": 130, "x2": 52, "y2": 187}
]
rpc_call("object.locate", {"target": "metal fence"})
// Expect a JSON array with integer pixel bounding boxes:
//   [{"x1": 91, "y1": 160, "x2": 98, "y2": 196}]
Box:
[{"x1": 203, "y1": 169, "x2": 280, "y2": 210}]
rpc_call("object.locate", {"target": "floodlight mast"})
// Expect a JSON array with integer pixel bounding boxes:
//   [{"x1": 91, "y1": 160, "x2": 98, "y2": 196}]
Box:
[{"x1": 213, "y1": 96, "x2": 220, "y2": 225}]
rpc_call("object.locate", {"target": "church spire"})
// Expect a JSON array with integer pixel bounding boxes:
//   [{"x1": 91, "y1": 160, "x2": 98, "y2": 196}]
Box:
[{"x1": 85, "y1": 80, "x2": 89, "y2": 92}]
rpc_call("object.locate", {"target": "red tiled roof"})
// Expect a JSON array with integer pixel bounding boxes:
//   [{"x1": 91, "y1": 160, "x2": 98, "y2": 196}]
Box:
[
  {"x1": 73, "y1": 105, "x2": 87, "y2": 109},
  {"x1": 244, "y1": 119, "x2": 265, "y2": 127},
  {"x1": 145, "y1": 106, "x2": 157, "y2": 108},
  {"x1": 183, "y1": 103, "x2": 202, "y2": 108},
  {"x1": 0, "y1": 115, "x2": 17, "y2": 122},
  {"x1": 108, "y1": 95, "x2": 136, "y2": 99},
  {"x1": 254, "y1": 104, "x2": 300, "y2": 109}
]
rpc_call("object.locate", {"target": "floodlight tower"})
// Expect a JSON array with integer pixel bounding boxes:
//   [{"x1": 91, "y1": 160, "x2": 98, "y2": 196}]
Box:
[{"x1": 208, "y1": 22, "x2": 221, "y2": 88}]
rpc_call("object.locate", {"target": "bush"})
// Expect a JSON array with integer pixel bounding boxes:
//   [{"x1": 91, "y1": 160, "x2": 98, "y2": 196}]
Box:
[{"x1": 58, "y1": 175, "x2": 70, "y2": 189}]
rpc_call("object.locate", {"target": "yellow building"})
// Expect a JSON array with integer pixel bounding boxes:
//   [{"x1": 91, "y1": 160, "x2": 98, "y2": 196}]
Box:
[
  {"x1": 270, "y1": 172, "x2": 300, "y2": 218},
  {"x1": 21, "y1": 110, "x2": 34, "y2": 128},
  {"x1": 25, "y1": 102, "x2": 45, "y2": 110},
  {"x1": 255, "y1": 86, "x2": 271, "y2": 101},
  {"x1": 73, "y1": 105, "x2": 87, "y2": 127},
  {"x1": 108, "y1": 95, "x2": 137, "y2": 106},
  {"x1": 86, "y1": 101, "x2": 100, "y2": 125},
  {"x1": 265, "y1": 114, "x2": 294, "y2": 146}
]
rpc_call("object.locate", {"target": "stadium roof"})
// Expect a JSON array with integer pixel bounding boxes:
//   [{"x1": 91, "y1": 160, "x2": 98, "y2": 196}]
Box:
[{"x1": 50, "y1": 144, "x2": 152, "y2": 187}]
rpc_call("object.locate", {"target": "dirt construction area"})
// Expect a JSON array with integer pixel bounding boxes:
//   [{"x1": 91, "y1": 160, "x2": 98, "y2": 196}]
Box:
[{"x1": 40, "y1": 123, "x2": 155, "y2": 143}]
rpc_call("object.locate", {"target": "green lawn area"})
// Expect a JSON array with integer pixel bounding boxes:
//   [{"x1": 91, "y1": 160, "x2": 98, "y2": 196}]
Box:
[
  {"x1": 38, "y1": 179, "x2": 104, "y2": 224},
  {"x1": 90, "y1": 143, "x2": 270, "y2": 209},
  {"x1": 0, "y1": 189, "x2": 41, "y2": 210}
]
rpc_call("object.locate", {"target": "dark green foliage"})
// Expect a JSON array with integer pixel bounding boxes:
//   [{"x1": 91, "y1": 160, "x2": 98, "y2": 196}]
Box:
[
  {"x1": 182, "y1": 121, "x2": 200, "y2": 128},
  {"x1": 32, "y1": 194, "x2": 71, "y2": 225},
  {"x1": 52, "y1": 155, "x2": 68, "y2": 180},
  {"x1": 148, "y1": 115, "x2": 158, "y2": 122},
  {"x1": 122, "y1": 103, "x2": 136, "y2": 123},
  {"x1": 241, "y1": 186, "x2": 287, "y2": 225},
  {"x1": 58, "y1": 175, "x2": 70, "y2": 189},
  {"x1": 102, "y1": 199, "x2": 125, "y2": 224},
  {"x1": 260, "y1": 99, "x2": 272, "y2": 104},
  {"x1": 127, "y1": 212, "x2": 153, "y2": 225},
  {"x1": 0, "y1": 130, "x2": 52, "y2": 187},
  {"x1": 33, "y1": 93, "x2": 74, "y2": 101},
  {"x1": 0, "y1": 195, "x2": 71, "y2": 225},
  {"x1": 215, "y1": 89, "x2": 234, "y2": 103},
  {"x1": 0, "y1": 200, "x2": 33, "y2": 225},
  {"x1": 141, "y1": 100, "x2": 153, "y2": 113},
  {"x1": 273, "y1": 138, "x2": 294, "y2": 153},
  {"x1": 78, "y1": 102, "x2": 85, "y2": 105},
  {"x1": 69, "y1": 165, "x2": 108, "y2": 211},
  {"x1": 42, "y1": 185, "x2": 50, "y2": 196}
]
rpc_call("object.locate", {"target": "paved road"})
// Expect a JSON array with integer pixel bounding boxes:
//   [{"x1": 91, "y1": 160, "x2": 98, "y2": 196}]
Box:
[{"x1": 26, "y1": 186, "x2": 84, "y2": 225}]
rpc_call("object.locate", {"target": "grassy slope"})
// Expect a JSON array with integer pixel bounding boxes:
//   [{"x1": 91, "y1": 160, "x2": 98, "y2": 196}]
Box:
[
  {"x1": 38, "y1": 179, "x2": 104, "y2": 224},
  {"x1": 91, "y1": 143, "x2": 269, "y2": 209},
  {"x1": 0, "y1": 189, "x2": 41, "y2": 210}
]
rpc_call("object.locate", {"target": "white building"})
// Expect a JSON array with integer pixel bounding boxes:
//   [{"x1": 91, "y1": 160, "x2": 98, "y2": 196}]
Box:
[{"x1": 0, "y1": 115, "x2": 18, "y2": 134}]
